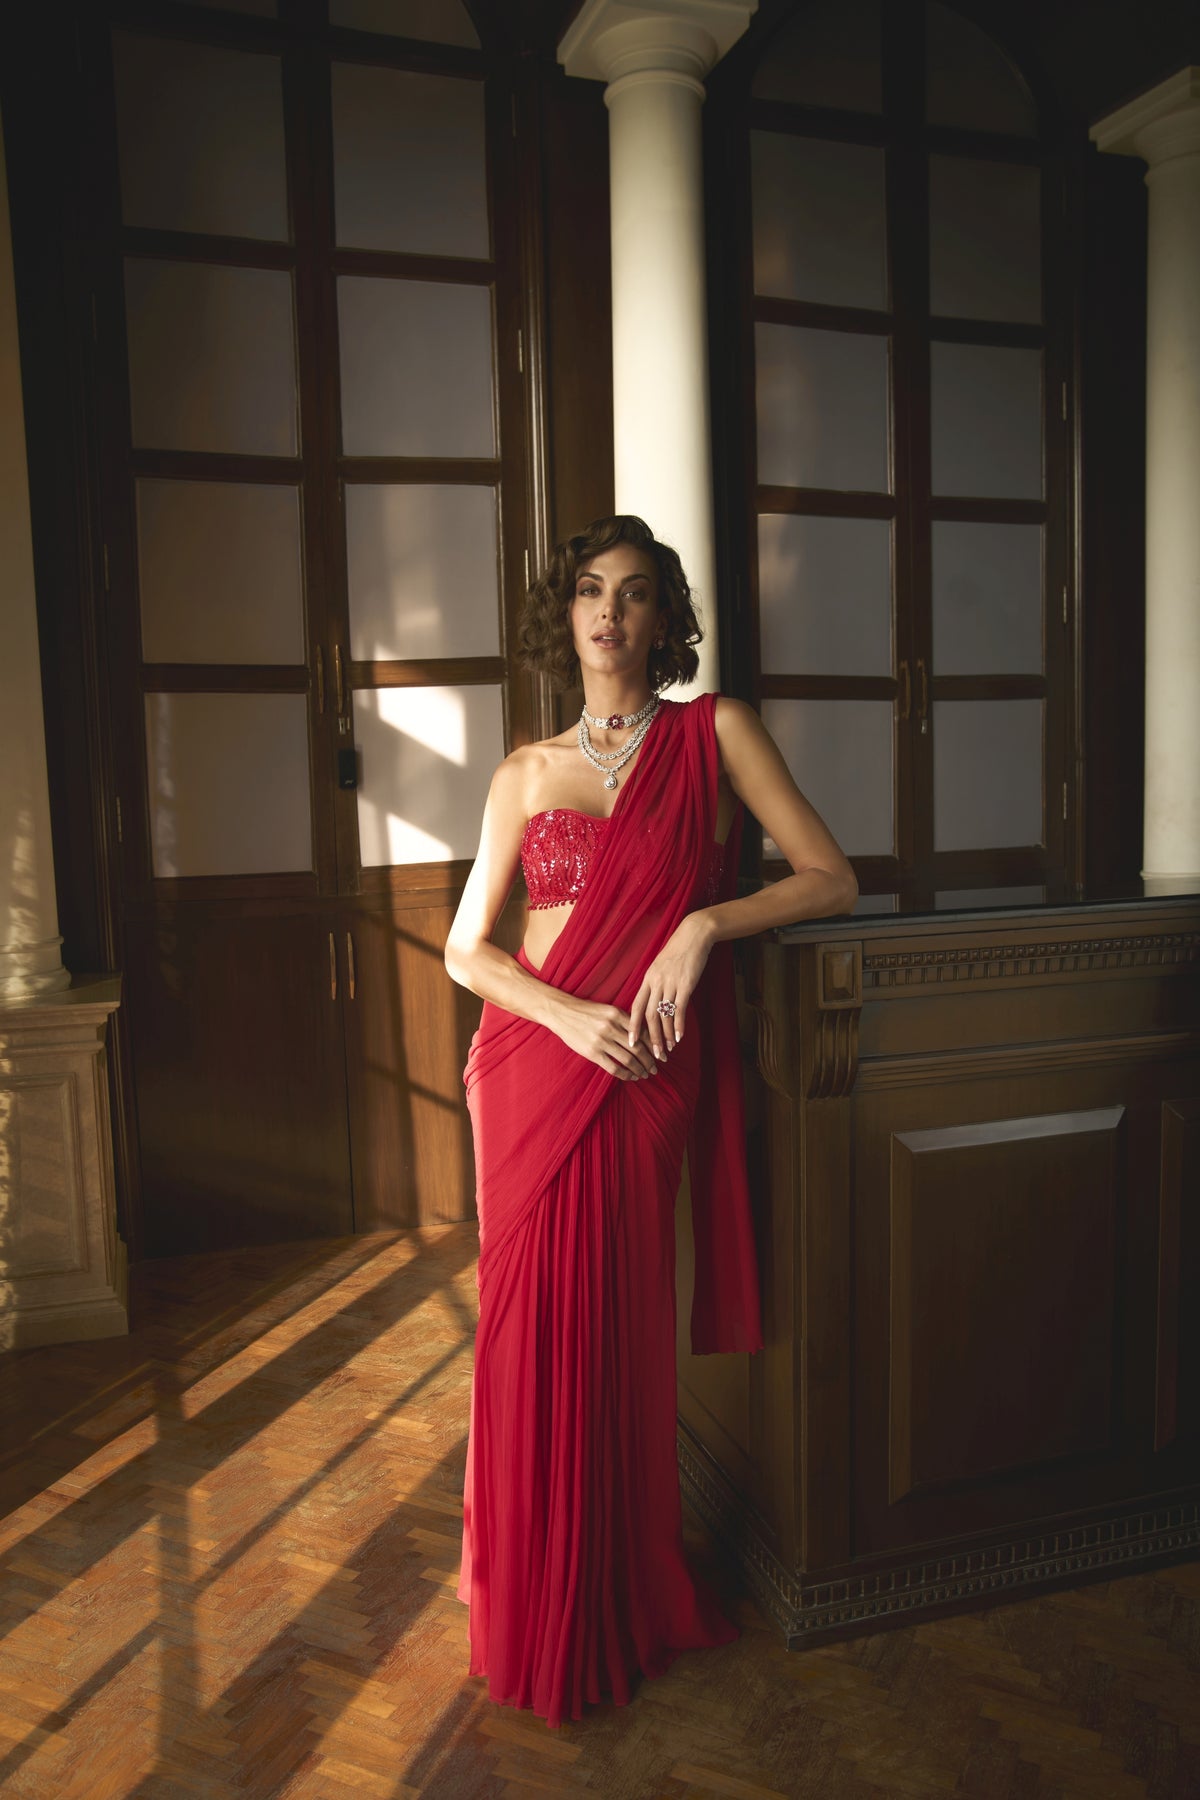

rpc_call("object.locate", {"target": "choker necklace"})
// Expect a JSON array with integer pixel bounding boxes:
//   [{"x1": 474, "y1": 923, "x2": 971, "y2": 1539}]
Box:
[
  {"x1": 580, "y1": 694, "x2": 658, "y2": 732},
  {"x1": 577, "y1": 695, "x2": 660, "y2": 789}
]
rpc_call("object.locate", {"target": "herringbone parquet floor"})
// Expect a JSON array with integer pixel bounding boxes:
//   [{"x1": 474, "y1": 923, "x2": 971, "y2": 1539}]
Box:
[{"x1": 1, "y1": 1229, "x2": 1198, "y2": 1799}]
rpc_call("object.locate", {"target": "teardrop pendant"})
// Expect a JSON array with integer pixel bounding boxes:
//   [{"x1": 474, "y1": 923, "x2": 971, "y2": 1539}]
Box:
[{"x1": 604, "y1": 772, "x2": 618, "y2": 789}]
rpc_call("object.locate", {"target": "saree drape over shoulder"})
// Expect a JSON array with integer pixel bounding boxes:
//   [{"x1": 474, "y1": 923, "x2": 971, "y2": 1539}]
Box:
[{"x1": 457, "y1": 694, "x2": 763, "y2": 1729}]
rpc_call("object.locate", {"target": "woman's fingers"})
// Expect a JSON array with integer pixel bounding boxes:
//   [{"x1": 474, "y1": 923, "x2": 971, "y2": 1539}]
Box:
[{"x1": 628, "y1": 982, "x2": 650, "y2": 1049}]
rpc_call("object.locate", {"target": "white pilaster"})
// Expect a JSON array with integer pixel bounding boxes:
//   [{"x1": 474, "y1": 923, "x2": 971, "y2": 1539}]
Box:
[
  {"x1": 0, "y1": 109, "x2": 69, "y2": 995},
  {"x1": 560, "y1": 1, "x2": 757, "y2": 695},
  {"x1": 1091, "y1": 70, "x2": 1200, "y2": 892}
]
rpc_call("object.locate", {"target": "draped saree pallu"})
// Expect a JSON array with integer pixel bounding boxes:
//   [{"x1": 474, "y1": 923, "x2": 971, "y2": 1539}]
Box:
[{"x1": 457, "y1": 694, "x2": 764, "y2": 1729}]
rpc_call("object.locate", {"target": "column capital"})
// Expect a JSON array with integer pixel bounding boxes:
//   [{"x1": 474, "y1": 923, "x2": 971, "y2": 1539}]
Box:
[
  {"x1": 558, "y1": 0, "x2": 756, "y2": 94},
  {"x1": 1090, "y1": 67, "x2": 1200, "y2": 170}
]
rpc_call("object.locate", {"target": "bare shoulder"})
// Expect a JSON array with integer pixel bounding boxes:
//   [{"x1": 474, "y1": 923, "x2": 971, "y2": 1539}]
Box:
[
  {"x1": 490, "y1": 734, "x2": 573, "y2": 814},
  {"x1": 712, "y1": 694, "x2": 764, "y2": 744}
]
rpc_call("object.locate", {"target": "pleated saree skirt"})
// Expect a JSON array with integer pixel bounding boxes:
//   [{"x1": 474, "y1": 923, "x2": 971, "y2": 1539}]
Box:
[{"x1": 457, "y1": 961, "x2": 739, "y2": 1728}]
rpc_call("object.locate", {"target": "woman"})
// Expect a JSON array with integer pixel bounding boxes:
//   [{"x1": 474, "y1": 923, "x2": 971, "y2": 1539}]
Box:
[{"x1": 444, "y1": 515, "x2": 857, "y2": 1729}]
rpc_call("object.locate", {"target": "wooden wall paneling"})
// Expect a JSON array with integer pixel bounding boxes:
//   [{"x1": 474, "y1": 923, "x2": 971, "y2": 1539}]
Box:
[
  {"x1": 125, "y1": 907, "x2": 354, "y2": 1255},
  {"x1": 342, "y1": 897, "x2": 478, "y2": 1230},
  {"x1": 342, "y1": 888, "x2": 526, "y2": 1231},
  {"x1": 1155, "y1": 1095, "x2": 1200, "y2": 1451}
]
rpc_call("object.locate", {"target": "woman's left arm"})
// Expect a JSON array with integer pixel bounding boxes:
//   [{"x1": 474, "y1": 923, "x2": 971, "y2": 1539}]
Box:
[{"x1": 629, "y1": 696, "x2": 858, "y2": 1055}]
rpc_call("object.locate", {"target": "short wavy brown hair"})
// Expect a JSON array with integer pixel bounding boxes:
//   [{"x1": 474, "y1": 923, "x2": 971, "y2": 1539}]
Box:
[{"x1": 517, "y1": 515, "x2": 702, "y2": 692}]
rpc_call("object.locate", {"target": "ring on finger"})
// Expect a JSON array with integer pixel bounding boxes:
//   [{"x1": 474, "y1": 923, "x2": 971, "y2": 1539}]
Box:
[{"x1": 656, "y1": 999, "x2": 676, "y2": 1019}]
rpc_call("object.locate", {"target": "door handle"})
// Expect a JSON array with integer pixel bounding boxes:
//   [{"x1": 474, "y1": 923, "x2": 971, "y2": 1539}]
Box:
[
  {"x1": 346, "y1": 930, "x2": 356, "y2": 1001},
  {"x1": 898, "y1": 659, "x2": 911, "y2": 720},
  {"x1": 328, "y1": 930, "x2": 337, "y2": 1001},
  {"x1": 917, "y1": 657, "x2": 928, "y2": 735}
]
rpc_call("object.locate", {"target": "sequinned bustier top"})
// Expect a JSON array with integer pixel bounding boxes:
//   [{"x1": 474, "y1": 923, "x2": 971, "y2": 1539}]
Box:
[{"x1": 521, "y1": 808, "x2": 725, "y2": 910}]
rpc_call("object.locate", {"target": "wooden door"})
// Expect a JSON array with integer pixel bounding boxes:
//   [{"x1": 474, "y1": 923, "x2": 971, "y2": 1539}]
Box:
[
  {"x1": 713, "y1": 0, "x2": 1076, "y2": 913},
  {"x1": 90, "y1": 0, "x2": 537, "y2": 1252}
]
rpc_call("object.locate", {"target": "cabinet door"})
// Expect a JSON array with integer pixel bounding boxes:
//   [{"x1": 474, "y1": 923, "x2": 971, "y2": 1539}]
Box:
[
  {"x1": 850, "y1": 1065, "x2": 1166, "y2": 1558},
  {"x1": 126, "y1": 911, "x2": 354, "y2": 1256}
]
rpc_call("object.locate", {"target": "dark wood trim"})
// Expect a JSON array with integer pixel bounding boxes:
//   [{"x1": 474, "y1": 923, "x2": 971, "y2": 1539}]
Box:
[
  {"x1": 140, "y1": 664, "x2": 310, "y2": 690},
  {"x1": 756, "y1": 486, "x2": 897, "y2": 518},
  {"x1": 338, "y1": 455, "x2": 501, "y2": 484},
  {"x1": 754, "y1": 295, "x2": 893, "y2": 335},
  {"x1": 762, "y1": 675, "x2": 898, "y2": 701},
  {"x1": 121, "y1": 229, "x2": 295, "y2": 269},
  {"x1": 927, "y1": 317, "x2": 1045, "y2": 348},
  {"x1": 928, "y1": 496, "x2": 1047, "y2": 522},
  {"x1": 130, "y1": 450, "x2": 301, "y2": 482},
  {"x1": 330, "y1": 247, "x2": 494, "y2": 285},
  {"x1": 932, "y1": 674, "x2": 1048, "y2": 700},
  {"x1": 351, "y1": 657, "x2": 507, "y2": 688}
]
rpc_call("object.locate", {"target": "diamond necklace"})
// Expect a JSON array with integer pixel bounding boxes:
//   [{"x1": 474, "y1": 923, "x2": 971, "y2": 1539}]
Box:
[
  {"x1": 577, "y1": 695, "x2": 660, "y2": 789},
  {"x1": 580, "y1": 693, "x2": 658, "y2": 732}
]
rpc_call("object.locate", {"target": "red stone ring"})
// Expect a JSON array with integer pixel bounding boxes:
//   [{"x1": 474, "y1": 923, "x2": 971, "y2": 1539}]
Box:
[{"x1": 656, "y1": 1000, "x2": 676, "y2": 1018}]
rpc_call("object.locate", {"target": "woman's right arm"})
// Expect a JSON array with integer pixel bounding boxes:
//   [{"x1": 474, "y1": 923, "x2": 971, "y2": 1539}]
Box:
[{"x1": 444, "y1": 757, "x2": 659, "y2": 1082}]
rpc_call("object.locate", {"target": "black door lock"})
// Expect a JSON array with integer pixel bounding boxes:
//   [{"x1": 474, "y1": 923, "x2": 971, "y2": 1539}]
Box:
[{"x1": 337, "y1": 747, "x2": 359, "y2": 790}]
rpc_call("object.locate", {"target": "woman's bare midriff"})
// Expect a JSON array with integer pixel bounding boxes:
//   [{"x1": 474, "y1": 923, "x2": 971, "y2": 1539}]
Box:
[{"x1": 521, "y1": 903, "x2": 574, "y2": 976}]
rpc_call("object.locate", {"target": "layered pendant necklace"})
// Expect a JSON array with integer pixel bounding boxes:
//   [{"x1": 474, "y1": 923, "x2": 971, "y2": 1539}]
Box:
[{"x1": 577, "y1": 694, "x2": 660, "y2": 789}]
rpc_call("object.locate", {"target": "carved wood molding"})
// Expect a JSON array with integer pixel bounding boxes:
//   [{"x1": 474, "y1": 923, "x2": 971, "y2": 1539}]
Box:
[
  {"x1": 855, "y1": 1029, "x2": 1200, "y2": 1091},
  {"x1": 809, "y1": 942, "x2": 862, "y2": 1098},
  {"x1": 677, "y1": 1426, "x2": 1200, "y2": 1643},
  {"x1": 862, "y1": 931, "x2": 1200, "y2": 990}
]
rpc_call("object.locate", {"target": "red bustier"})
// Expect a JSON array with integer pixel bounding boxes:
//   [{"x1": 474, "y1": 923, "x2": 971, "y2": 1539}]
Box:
[{"x1": 521, "y1": 807, "x2": 725, "y2": 910}]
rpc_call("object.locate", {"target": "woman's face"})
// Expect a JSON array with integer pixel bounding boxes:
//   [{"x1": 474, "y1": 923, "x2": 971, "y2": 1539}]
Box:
[{"x1": 568, "y1": 546, "x2": 662, "y2": 685}]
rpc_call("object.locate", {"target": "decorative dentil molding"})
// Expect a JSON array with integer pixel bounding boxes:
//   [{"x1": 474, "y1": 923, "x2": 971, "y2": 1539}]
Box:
[{"x1": 862, "y1": 930, "x2": 1200, "y2": 989}]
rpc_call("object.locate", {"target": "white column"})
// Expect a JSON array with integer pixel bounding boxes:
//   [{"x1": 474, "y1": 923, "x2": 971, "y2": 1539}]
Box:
[
  {"x1": 560, "y1": 1, "x2": 756, "y2": 695},
  {"x1": 1091, "y1": 71, "x2": 1200, "y2": 892},
  {"x1": 0, "y1": 110, "x2": 69, "y2": 995}
]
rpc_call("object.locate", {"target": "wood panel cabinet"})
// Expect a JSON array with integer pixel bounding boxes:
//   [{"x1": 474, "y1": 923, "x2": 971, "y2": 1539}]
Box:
[{"x1": 676, "y1": 894, "x2": 1200, "y2": 1643}]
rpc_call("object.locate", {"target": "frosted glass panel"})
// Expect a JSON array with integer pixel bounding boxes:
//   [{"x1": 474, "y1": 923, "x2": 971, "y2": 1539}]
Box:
[
  {"x1": 338, "y1": 278, "x2": 494, "y2": 458},
  {"x1": 932, "y1": 699, "x2": 1042, "y2": 850},
  {"x1": 346, "y1": 485, "x2": 499, "y2": 660},
  {"x1": 112, "y1": 34, "x2": 287, "y2": 240},
  {"x1": 854, "y1": 892, "x2": 899, "y2": 914},
  {"x1": 932, "y1": 522, "x2": 1042, "y2": 675},
  {"x1": 144, "y1": 692, "x2": 312, "y2": 877},
  {"x1": 930, "y1": 157, "x2": 1040, "y2": 324},
  {"x1": 137, "y1": 480, "x2": 304, "y2": 665},
  {"x1": 752, "y1": 0, "x2": 881, "y2": 112},
  {"x1": 763, "y1": 698, "x2": 893, "y2": 857},
  {"x1": 930, "y1": 343, "x2": 1041, "y2": 499},
  {"x1": 926, "y1": 3, "x2": 1036, "y2": 137},
  {"x1": 333, "y1": 64, "x2": 487, "y2": 258},
  {"x1": 354, "y1": 684, "x2": 504, "y2": 865},
  {"x1": 330, "y1": 0, "x2": 480, "y2": 44},
  {"x1": 752, "y1": 134, "x2": 886, "y2": 311},
  {"x1": 756, "y1": 324, "x2": 889, "y2": 492},
  {"x1": 759, "y1": 513, "x2": 891, "y2": 675},
  {"x1": 935, "y1": 885, "x2": 1045, "y2": 909},
  {"x1": 125, "y1": 260, "x2": 298, "y2": 456}
]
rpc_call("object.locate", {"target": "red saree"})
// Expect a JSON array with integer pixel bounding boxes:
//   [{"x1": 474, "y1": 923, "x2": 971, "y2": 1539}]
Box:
[{"x1": 457, "y1": 693, "x2": 763, "y2": 1728}]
